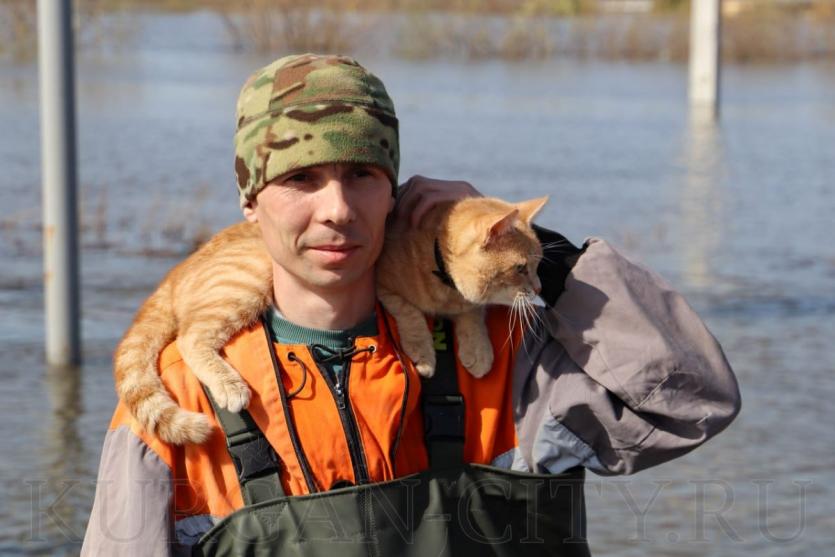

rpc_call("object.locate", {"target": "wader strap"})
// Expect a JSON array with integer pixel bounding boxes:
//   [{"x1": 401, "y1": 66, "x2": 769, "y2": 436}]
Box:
[
  {"x1": 422, "y1": 318, "x2": 465, "y2": 470},
  {"x1": 202, "y1": 387, "x2": 285, "y2": 505}
]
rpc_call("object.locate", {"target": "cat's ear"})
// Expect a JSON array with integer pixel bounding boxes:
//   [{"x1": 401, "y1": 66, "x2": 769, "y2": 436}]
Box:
[
  {"x1": 516, "y1": 196, "x2": 549, "y2": 224},
  {"x1": 484, "y1": 209, "x2": 519, "y2": 247}
]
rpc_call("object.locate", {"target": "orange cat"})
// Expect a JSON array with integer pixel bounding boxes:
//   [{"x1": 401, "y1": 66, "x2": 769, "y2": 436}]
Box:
[
  {"x1": 113, "y1": 195, "x2": 547, "y2": 444},
  {"x1": 377, "y1": 196, "x2": 546, "y2": 377},
  {"x1": 113, "y1": 222, "x2": 271, "y2": 445}
]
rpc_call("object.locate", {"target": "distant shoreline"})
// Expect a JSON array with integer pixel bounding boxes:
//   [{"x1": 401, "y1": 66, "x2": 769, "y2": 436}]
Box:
[{"x1": 2, "y1": 1, "x2": 834, "y2": 64}]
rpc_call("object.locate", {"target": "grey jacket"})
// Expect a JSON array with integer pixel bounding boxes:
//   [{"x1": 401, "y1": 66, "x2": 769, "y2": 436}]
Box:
[
  {"x1": 511, "y1": 237, "x2": 740, "y2": 476},
  {"x1": 81, "y1": 236, "x2": 741, "y2": 555}
]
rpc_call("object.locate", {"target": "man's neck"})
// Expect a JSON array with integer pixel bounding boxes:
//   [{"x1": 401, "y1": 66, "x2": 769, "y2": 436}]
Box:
[{"x1": 271, "y1": 264, "x2": 376, "y2": 331}]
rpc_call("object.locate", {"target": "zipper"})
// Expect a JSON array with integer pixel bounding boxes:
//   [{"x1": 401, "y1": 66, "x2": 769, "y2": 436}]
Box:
[{"x1": 310, "y1": 347, "x2": 371, "y2": 485}]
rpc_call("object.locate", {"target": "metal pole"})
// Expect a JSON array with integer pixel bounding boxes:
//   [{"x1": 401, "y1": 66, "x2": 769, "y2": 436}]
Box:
[
  {"x1": 38, "y1": 0, "x2": 81, "y2": 366},
  {"x1": 689, "y1": 0, "x2": 722, "y2": 118}
]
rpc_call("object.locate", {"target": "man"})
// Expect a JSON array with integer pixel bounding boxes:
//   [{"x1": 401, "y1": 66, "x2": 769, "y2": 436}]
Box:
[{"x1": 82, "y1": 54, "x2": 740, "y2": 555}]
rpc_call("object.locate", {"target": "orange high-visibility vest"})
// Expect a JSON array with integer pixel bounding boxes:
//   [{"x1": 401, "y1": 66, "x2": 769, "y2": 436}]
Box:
[{"x1": 107, "y1": 306, "x2": 522, "y2": 520}]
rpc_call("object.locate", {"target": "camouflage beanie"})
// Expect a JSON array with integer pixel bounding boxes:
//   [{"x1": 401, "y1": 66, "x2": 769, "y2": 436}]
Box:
[{"x1": 234, "y1": 53, "x2": 399, "y2": 207}]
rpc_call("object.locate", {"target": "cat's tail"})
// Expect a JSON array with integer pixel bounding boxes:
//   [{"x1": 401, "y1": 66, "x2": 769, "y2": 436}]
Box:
[{"x1": 114, "y1": 280, "x2": 212, "y2": 445}]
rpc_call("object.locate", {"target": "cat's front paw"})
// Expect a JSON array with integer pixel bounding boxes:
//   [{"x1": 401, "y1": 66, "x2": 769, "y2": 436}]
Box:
[
  {"x1": 209, "y1": 378, "x2": 251, "y2": 413},
  {"x1": 414, "y1": 358, "x2": 436, "y2": 378},
  {"x1": 399, "y1": 332, "x2": 436, "y2": 378},
  {"x1": 458, "y1": 343, "x2": 494, "y2": 378},
  {"x1": 406, "y1": 345, "x2": 436, "y2": 378}
]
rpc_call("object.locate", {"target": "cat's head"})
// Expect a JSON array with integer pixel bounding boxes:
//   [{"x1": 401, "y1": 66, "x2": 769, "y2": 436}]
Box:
[{"x1": 446, "y1": 196, "x2": 548, "y2": 307}]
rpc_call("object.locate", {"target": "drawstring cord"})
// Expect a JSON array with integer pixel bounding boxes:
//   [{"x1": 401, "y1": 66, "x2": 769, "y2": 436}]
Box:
[
  {"x1": 286, "y1": 352, "x2": 308, "y2": 399},
  {"x1": 310, "y1": 343, "x2": 376, "y2": 364},
  {"x1": 285, "y1": 343, "x2": 377, "y2": 400}
]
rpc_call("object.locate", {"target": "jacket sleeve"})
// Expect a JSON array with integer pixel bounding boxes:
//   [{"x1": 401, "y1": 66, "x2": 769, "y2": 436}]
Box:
[
  {"x1": 81, "y1": 424, "x2": 182, "y2": 556},
  {"x1": 513, "y1": 229, "x2": 741, "y2": 476}
]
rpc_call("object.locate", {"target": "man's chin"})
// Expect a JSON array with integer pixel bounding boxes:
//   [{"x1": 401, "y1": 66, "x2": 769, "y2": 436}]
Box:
[{"x1": 305, "y1": 267, "x2": 370, "y2": 290}]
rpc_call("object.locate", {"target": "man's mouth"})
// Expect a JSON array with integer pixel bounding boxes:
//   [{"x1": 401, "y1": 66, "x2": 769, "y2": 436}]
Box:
[
  {"x1": 312, "y1": 244, "x2": 356, "y2": 250},
  {"x1": 307, "y1": 244, "x2": 360, "y2": 264}
]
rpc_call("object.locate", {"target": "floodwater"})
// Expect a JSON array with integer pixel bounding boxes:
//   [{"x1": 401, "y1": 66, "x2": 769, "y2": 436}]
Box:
[{"x1": 1, "y1": 11, "x2": 834, "y2": 556}]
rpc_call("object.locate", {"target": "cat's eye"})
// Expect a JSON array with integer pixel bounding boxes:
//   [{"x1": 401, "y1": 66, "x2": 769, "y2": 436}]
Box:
[{"x1": 516, "y1": 264, "x2": 527, "y2": 275}]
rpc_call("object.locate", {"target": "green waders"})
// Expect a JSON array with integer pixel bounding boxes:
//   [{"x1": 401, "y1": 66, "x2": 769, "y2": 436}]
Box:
[{"x1": 192, "y1": 321, "x2": 591, "y2": 556}]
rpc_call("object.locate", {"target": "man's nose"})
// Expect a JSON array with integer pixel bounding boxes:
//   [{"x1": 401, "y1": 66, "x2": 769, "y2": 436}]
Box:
[{"x1": 319, "y1": 178, "x2": 356, "y2": 225}]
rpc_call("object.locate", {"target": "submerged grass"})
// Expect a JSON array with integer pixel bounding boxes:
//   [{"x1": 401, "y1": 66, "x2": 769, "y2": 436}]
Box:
[
  {"x1": 215, "y1": 0, "x2": 365, "y2": 54},
  {"x1": 0, "y1": 182, "x2": 218, "y2": 259}
]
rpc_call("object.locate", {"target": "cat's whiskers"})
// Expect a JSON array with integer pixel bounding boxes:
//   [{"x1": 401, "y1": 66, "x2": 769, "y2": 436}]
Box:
[
  {"x1": 528, "y1": 249, "x2": 547, "y2": 265},
  {"x1": 540, "y1": 239, "x2": 573, "y2": 249},
  {"x1": 518, "y1": 294, "x2": 536, "y2": 356},
  {"x1": 520, "y1": 295, "x2": 537, "y2": 337},
  {"x1": 507, "y1": 290, "x2": 544, "y2": 358},
  {"x1": 504, "y1": 294, "x2": 525, "y2": 353},
  {"x1": 523, "y1": 291, "x2": 546, "y2": 351},
  {"x1": 526, "y1": 297, "x2": 544, "y2": 336},
  {"x1": 508, "y1": 296, "x2": 521, "y2": 350}
]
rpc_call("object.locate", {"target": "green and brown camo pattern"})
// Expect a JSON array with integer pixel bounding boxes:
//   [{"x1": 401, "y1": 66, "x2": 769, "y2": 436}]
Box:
[{"x1": 234, "y1": 53, "x2": 399, "y2": 207}]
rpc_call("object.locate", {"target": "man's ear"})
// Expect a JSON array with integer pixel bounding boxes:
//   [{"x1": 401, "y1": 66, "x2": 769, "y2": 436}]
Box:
[{"x1": 242, "y1": 201, "x2": 258, "y2": 223}]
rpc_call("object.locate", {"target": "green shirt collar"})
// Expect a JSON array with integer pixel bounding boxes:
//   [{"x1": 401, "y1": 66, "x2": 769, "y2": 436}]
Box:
[{"x1": 265, "y1": 305, "x2": 378, "y2": 348}]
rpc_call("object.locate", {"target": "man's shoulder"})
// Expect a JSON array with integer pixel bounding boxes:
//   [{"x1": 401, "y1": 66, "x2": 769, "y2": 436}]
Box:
[
  {"x1": 157, "y1": 322, "x2": 265, "y2": 382},
  {"x1": 153, "y1": 321, "x2": 272, "y2": 416},
  {"x1": 156, "y1": 339, "x2": 204, "y2": 402}
]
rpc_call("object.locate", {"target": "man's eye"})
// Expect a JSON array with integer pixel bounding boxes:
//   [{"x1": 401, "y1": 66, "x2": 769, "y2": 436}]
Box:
[
  {"x1": 286, "y1": 172, "x2": 309, "y2": 183},
  {"x1": 352, "y1": 168, "x2": 373, "y2": 178},
  {"x1": 516, "y1": 264, "x2": 527, "y2": 275}
]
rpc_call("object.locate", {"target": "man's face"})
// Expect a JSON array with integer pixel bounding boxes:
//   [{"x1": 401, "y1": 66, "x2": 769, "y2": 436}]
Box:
[{"x1": 244, "y1": 163, "x2": 394, "y2": 293}]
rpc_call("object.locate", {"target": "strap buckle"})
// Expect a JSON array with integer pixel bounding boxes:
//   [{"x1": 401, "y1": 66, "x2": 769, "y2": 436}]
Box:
[
  {"x1": 422, "y1": 394, "x2": 465, "y2": 441},
  {"x1": 227, "y1": 433, "x2": 280, "y2": 481}
]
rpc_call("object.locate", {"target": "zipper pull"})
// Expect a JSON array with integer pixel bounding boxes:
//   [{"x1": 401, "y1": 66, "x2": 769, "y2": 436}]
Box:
[{"x1": 334, "y1": 373, "x2": 346, "y2": 409}]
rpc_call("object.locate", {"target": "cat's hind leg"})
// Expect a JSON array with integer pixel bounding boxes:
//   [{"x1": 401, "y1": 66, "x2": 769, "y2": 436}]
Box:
[
  {"x1": 453, "y1": 308, "x2": 494, "y2": 378},
  {"x1": 378, "y1": 288, "x2": 436, "y2": 377}
]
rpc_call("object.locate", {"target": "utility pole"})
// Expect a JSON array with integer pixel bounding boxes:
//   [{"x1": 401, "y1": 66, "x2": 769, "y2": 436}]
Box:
[
  {"x1": 38, "y1": 0, "x2": 81, "y2": 366},
  {"x1": 689, "y1": 0, "x2": 722, "y2": 118}
]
